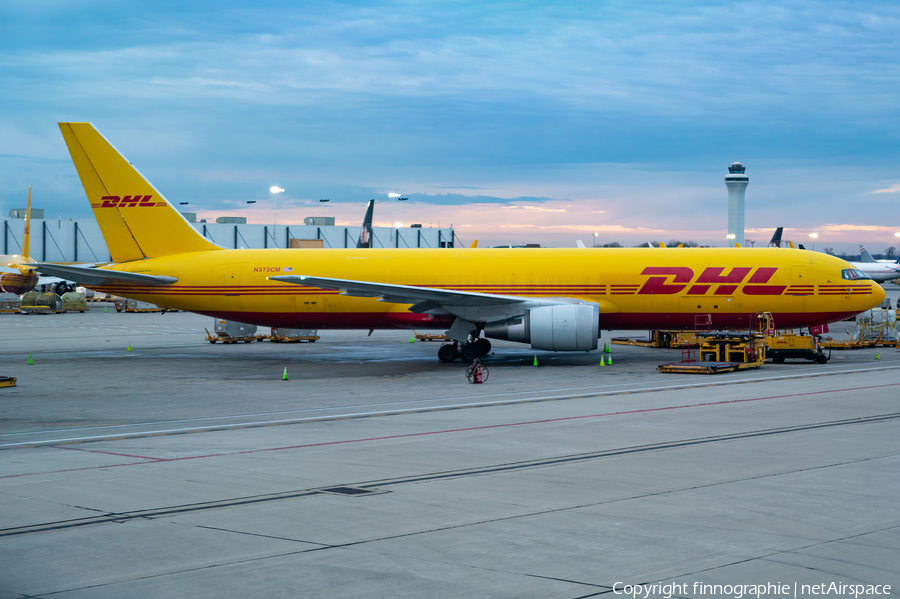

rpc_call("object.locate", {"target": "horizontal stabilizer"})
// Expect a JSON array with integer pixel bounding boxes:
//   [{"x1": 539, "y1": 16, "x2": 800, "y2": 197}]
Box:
[{"x1": 33, "y1": 263, "x2": 177, "y2": 286}]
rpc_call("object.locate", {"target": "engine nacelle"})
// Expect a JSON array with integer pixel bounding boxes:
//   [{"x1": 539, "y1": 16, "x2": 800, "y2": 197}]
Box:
[
  {"x1": 0, "y1": 272, "x2": 38, "y2": 295},
  {"x1": 484, "y1": 304, "x2": 599, "y2": 351}
]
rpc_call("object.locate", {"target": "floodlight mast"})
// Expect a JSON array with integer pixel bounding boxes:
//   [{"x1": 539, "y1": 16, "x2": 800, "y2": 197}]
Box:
[
  {"x1": 270, "y1": 186, "x2": 284, "y2": 231},
  {"x1": 725, "y1": 163, "x2": 748, "y2": 245}
]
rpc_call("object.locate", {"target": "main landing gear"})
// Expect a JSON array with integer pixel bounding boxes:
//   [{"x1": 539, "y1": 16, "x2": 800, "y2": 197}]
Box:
[{"x1": 438, "y1": 334, "x2": 491, "y2": 363}]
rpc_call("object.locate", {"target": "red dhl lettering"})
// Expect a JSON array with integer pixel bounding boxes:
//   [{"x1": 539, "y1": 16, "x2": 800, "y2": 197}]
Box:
[
  {"x1": 638, "y1": 267, "x2": 693, "y2": 295},
  {"x1": 97, "y1": 195, "x2": 159, "y2": 208},
  {"x1": 696, "y1": 267, "x2": 752, "y2": 284},
  {"x1": 635, "y1": 266, "x2": 786, "y2": 296}
]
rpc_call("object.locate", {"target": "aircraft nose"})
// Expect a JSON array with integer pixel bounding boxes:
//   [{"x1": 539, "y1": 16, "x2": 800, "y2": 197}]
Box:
[{"x1": 870, "y1": 283, "x2": 886, "y2": 308}]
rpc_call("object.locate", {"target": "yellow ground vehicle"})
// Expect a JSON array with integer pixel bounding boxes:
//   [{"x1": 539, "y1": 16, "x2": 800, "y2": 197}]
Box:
[
  {"x1": 765, "y1": 332, "x2": 829, "y2": 364},
  {"x1": 658, "y1": 313, "x2": 770, "y2": 374}
]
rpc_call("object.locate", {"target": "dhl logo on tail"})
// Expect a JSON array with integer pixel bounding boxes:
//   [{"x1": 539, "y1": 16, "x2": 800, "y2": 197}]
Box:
[{"x1": 91, "y1": 195, "x2": 166, "y2": 208}]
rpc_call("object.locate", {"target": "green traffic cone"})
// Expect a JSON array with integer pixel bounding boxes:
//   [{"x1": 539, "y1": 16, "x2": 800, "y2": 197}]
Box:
[
  {"x1": 410, "y1": 335, "x2": 415, "y2": 343},
  {"x1": 600, "y1": 355, "x2": 605, "y2": 366},
  {"x1": 127, "y1": 342, "x2": 131, "y2": 352},
  {"x1": 533, "y1": 355, "x2": 538, "y2": 367},
  {"x1": 876, "y1": 351, "x2": 880, "y2": 360},
  {"x1": 104, "y1": 307, "x2": 107, "y2": 313},
  {"x1": 282, "y1": 367, "x2": 289, "y2": 381},
  {"x1": 28, "y1": 354, "x2": 33, "y2": 365},
  {"x1": 607, "y1": 352, "x2": 612, "y2": 365}
]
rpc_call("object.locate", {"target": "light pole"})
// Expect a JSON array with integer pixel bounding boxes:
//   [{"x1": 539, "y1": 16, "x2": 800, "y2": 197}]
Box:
[
  {"x1": 270, "y1": 186, "x2": 284, "y2": 229},
  {"x1": 809, "y1": 232, "x2": 818, "y2": 252},
  {"x1": 389, "y1": 193, "x2": 408, "y2": 228},
  {"x1": 592, "y1": 233, "x2": 598, "y2": 247}
]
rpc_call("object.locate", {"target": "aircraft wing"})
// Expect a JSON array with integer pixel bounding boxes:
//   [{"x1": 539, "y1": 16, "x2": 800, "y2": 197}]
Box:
[
  {"x1": 270, "y1": 275, "x2": 525, "y2": 312},
  {"x1": 271, "y1": 274, "x2": 608, "y2": 339},
  {"x1": 32, "y1": 263, "x2": 177, "y2": 286}
]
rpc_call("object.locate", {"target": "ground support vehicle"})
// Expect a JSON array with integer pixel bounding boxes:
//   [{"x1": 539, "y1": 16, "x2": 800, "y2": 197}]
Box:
[
  {"x1": 612, "y1": 331, "x2": 704, "y2": 348},
  {"x1": 0, "y1": 292, "x2": 21, "y2": 313},
  {"x1": 821, "y1": 308, "x2": 897, "y2": 349},
  {"x1": 819, "y1": 336, "x2": 898, "y2": 350},
  {"x1": 765, "y1": 332, "x2": 829, "y2": 363},
  {"x1": 115, "y1": 298, "x2": 164, "y2": 313},
  {"x1": 205, "y1": 320, "x2": 261, "y2": 344},
  {"x1": 204, "y1": 328, "x2": 261, "y2": 344},
  {"x1": 19, "y1": 292, "x2": 62, "y2": 314},
  {"x1": 414, "y1": 331, "x2": 449, "y2": 342},
  {"x1": 59, "y1": 292, "x2": 88, "y2": 313},
  {"x1": 658, "y1": 313, "x2": 771, "y2": 375},
  {"x1": 265, "y1": 328, "x2": 319, "y2": 343}
]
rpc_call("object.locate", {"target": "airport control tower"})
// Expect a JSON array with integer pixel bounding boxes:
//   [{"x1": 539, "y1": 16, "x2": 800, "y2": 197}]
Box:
[{"x1": 725, "y1": 162, "x2": 748, "y2": 245}]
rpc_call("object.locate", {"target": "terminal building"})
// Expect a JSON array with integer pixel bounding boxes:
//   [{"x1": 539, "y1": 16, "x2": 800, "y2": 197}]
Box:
[{"x1": 2, "y1": 210, "x2": 456, "y2": 263}]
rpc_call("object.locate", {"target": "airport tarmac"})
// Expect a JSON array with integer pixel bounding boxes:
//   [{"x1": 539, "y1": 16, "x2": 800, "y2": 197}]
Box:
[{"x1": 1, "y1": 297, "x2": 899, "y2": 598}]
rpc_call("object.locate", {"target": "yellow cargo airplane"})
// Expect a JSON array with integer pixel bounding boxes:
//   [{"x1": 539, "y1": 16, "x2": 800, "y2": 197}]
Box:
[
  {"x1": 34, "y1": 122, "x2": 885, "y2": 362},
  {"x1": 1, "y1": 187, "x2": 69, "y2": 294}
]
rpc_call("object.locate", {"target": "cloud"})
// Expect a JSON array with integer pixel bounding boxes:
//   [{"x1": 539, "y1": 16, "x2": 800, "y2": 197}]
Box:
[
  {"x1": 872, "y1": 184, "x2": 900, "y2": 194},
  {"x1": 819, "y1": 224, "x2": 899, "y2": 232}
]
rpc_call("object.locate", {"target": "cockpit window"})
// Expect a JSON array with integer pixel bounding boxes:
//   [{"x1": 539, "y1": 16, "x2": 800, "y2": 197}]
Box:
[{"x1": 841, "y1": 268, "x2": 871, "y2": 281}]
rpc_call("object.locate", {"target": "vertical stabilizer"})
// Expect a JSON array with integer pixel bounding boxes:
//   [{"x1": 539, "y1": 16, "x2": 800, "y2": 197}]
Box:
[
  {"x1": 356, "y1": 199, "x2": 375, "y2": 248},
  {"x1": 768, "y1": 227, "x2": 783, "y2": 248},
  {"x1": 22, "y1": 186, "x2": 31, "y2": 260},
  {"x1": 58, "y1": 122, "x2": 221, "y2": 262},
  {"x1": 858, "y1": 245, "x2": 877, "y2": 263}
]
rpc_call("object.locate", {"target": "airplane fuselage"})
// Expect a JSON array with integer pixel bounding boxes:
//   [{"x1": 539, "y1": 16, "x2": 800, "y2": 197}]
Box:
[{"x1": 89, "y1": 246, "x2": 882, "y2": 332}]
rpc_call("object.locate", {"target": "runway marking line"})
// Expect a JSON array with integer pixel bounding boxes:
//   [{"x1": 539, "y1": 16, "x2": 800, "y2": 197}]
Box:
[
  {"x1": 2, "y1": 412, "x2": 898, "y2": 539},
  {"x1": 3, "y1": 364, "x2": 899, "y2": 448},
  {"x1": 2, "y1": 363, "x2": 898, "y2": 441},
  {"x1": 0, "y1": 381, "x2": 898, "y2": 480}
]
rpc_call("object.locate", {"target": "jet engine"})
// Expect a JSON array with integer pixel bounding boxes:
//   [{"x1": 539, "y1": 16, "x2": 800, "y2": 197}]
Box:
[
  {"x1": 483, "y1": 303, "x2": 600, "y2": 351},
  {"x1": 0, "y1": 272, "x2": 38, "y2": 295}
]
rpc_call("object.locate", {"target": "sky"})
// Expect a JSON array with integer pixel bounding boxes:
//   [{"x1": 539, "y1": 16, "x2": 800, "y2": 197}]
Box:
[{"x1": 0, "y1": 1, "x2": 898, "y2": 252}]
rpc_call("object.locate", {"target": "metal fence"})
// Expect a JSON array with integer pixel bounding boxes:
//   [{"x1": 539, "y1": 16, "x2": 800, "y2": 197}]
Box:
[{"x1": 2, "y1": 218, "x2": 455, "y2": 262}]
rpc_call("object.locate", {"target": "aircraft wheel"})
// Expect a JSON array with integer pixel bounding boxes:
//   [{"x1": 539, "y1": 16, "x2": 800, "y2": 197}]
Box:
[
  {"x1": 460, "y1": 344, "x2": 478, "y2": 362},
  {"x1": 438, "y1": 344, "x2": 458, "y2": 363},
  {"x1": 772, "y1": 355, "x2": 784, "y2": 364},
  {"x1": 815, "y1": 354, "x2": 828, "y2": 364},
  {"x1": 473, "y1": 338, "x2": 491, "y2": 356}
]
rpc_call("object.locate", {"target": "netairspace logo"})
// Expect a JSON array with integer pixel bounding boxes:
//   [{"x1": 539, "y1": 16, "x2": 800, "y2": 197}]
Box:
[{"x1": 613, "y1": 582, "x2": 892, "y2": 599}]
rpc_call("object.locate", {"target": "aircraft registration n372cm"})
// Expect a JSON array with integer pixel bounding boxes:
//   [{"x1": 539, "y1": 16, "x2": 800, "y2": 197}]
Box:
[{"x1": 36, "y1": 122, "x2": 885, "y2": 362}]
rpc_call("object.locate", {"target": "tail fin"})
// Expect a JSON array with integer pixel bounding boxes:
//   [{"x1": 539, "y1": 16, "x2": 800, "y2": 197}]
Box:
[
  {"x1": 356, "y1": 199, "x2": 374, "y2": 248},
  {"x1": 22, "y1": 186, "x2": 31, "y2": 260},
  {"x1": 58, "y1": 122, "x2": 220, "y2": 263},
  {"x1": 858, "y1": 245, "x2": 877, "y2": 263},
  {"x1": 768, "y1": 227, "x2": 783, "y2": 248}
]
